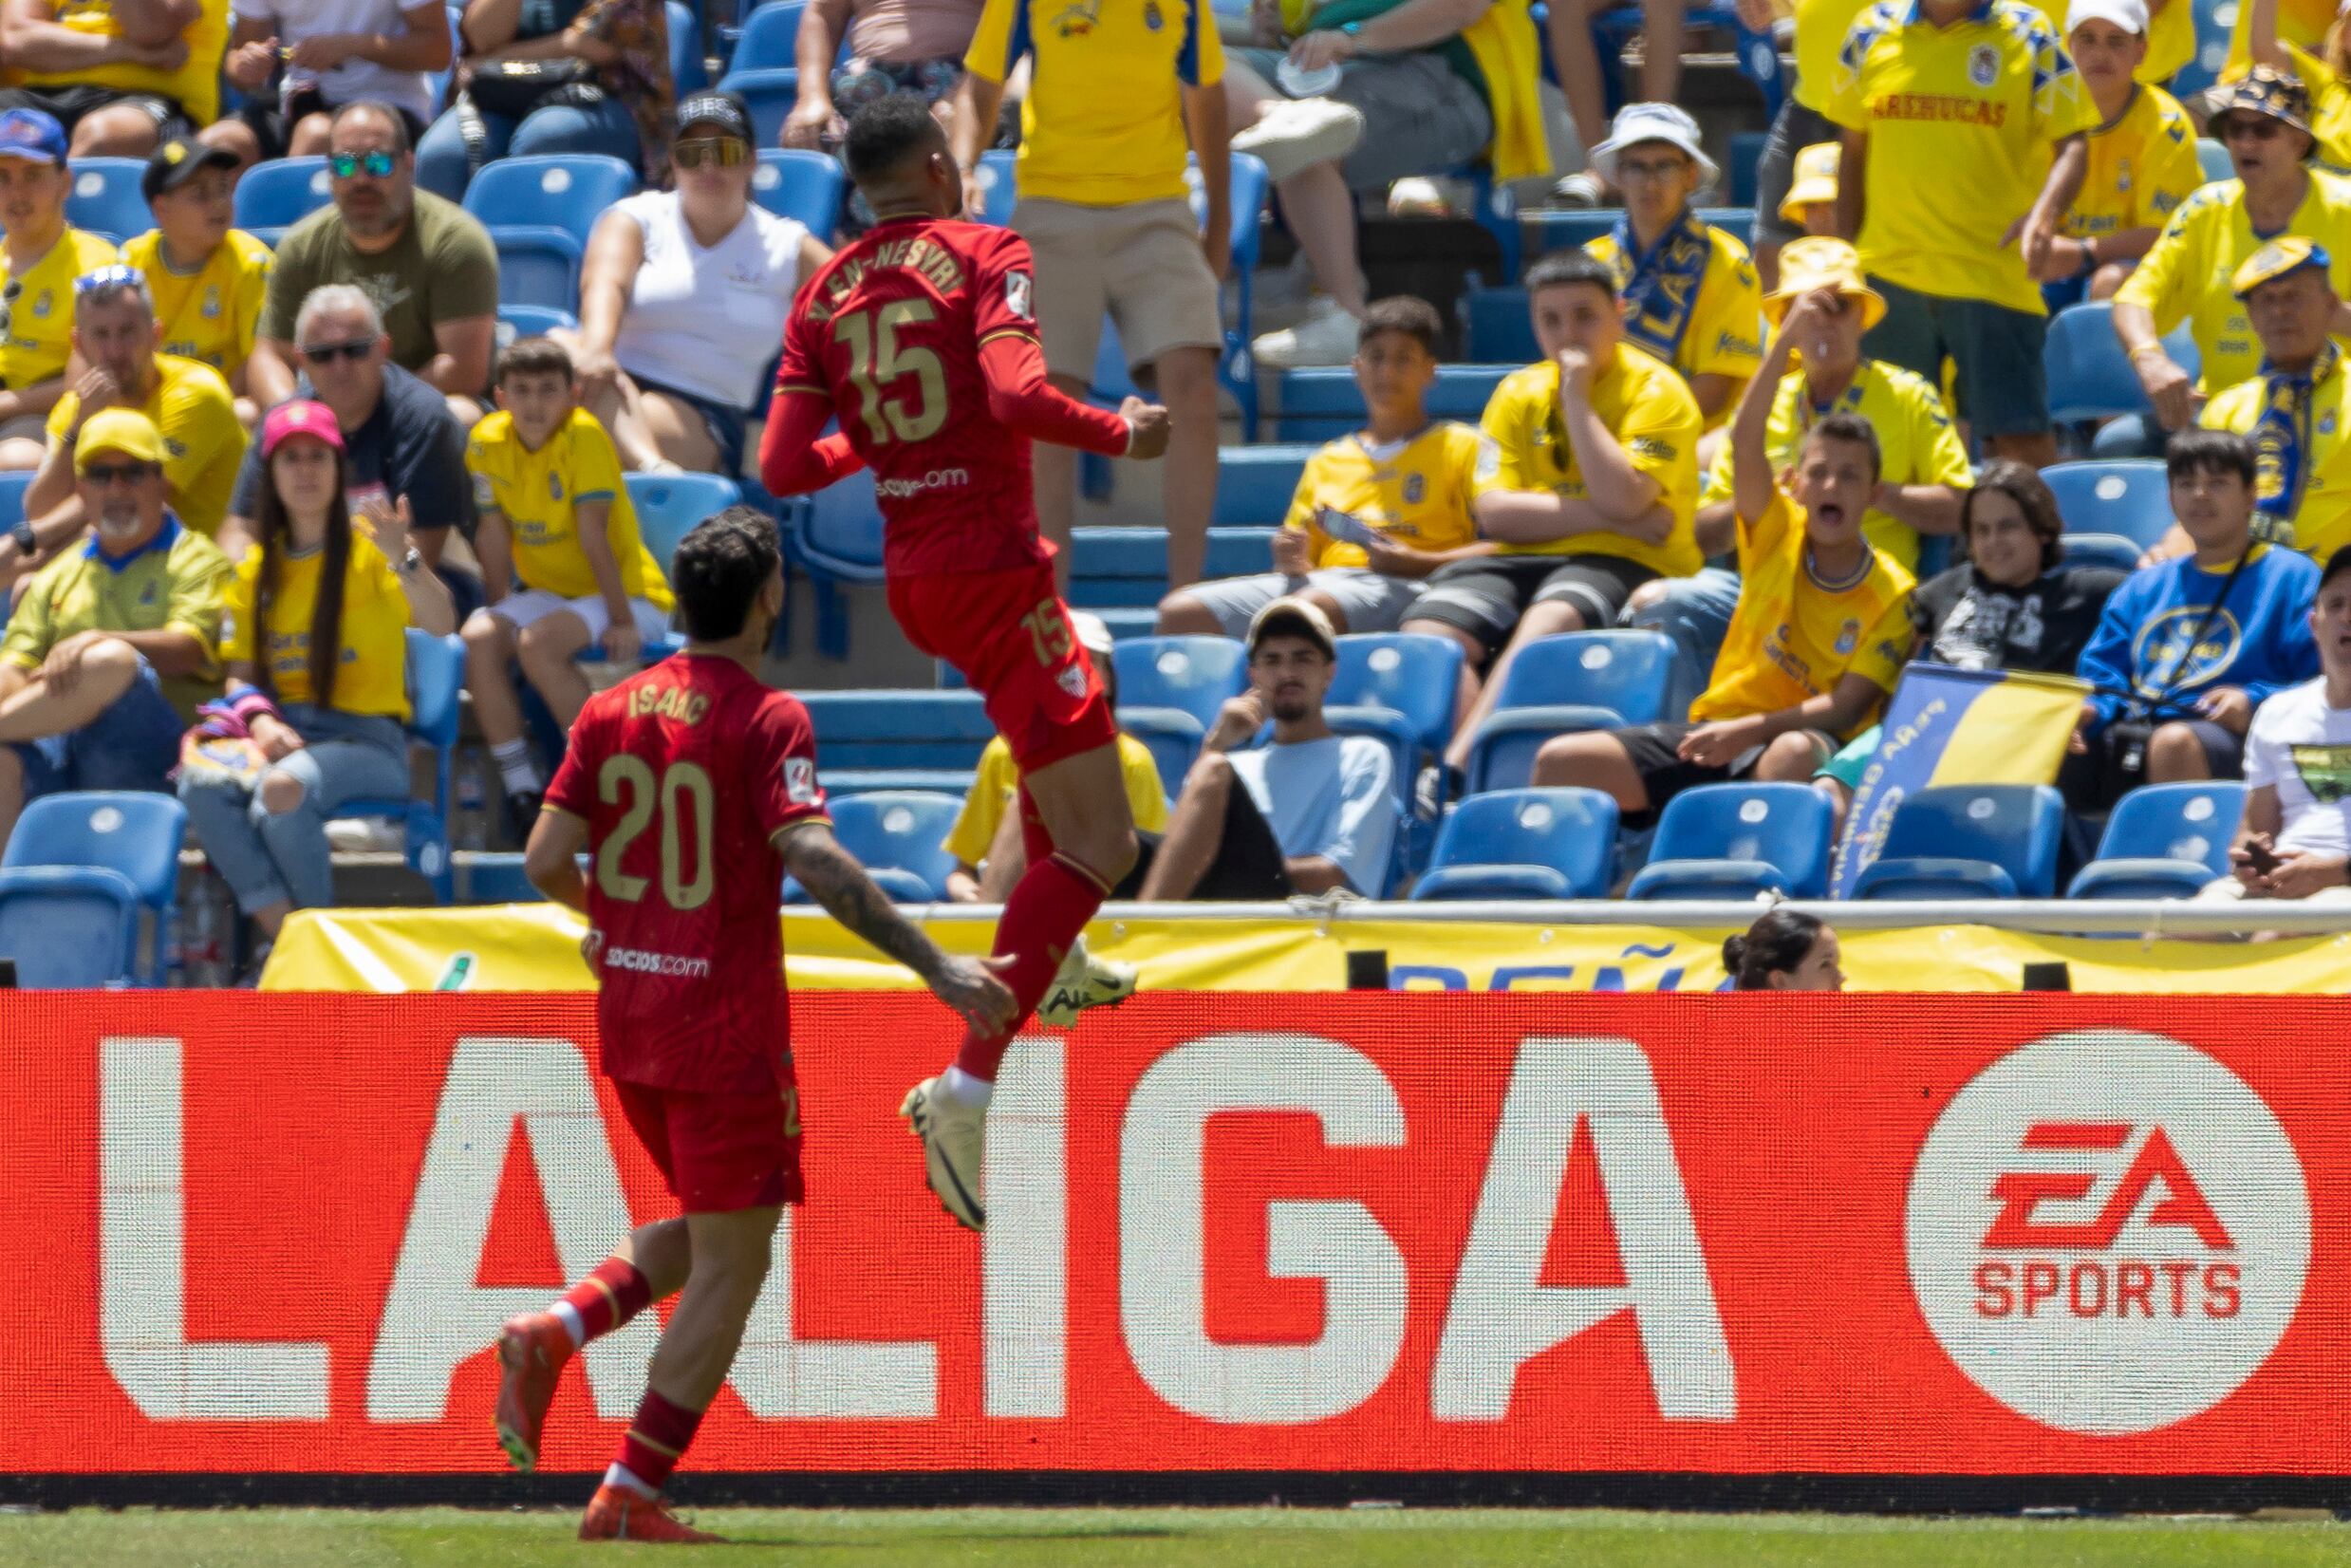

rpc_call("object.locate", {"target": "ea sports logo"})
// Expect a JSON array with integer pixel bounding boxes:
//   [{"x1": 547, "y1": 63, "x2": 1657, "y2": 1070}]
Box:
[{"x1": 1906, "y1": 1031, "x2": 2309, "y2": 1435}]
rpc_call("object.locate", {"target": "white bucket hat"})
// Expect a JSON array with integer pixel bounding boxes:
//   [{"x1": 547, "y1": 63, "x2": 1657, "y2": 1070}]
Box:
[
  {"x1": 2066, "y1": 0, "x2": 2148, "y2": 32},
  {"x1": 1591, "y1": 102, "x2": 1720, "y2": 188}
]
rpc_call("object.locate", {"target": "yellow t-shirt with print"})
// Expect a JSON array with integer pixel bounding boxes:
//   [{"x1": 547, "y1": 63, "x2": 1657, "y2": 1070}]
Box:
[
  {"x1": 1691, "y1": 491, "x2": 1915, "y2": 737},
  {"x1": 121, "y1": 228, "x2": 272, "y2": 379},
  {"x1": 466, "y1": 407, "x2": 674, "y2": 610},
  {"x1": 2116, "y1": 172, "x2": 2351, "y2": 394},
  {"x1": 2065, "y1": 84, "x2": 2201, "y2": 246},
  {"x1": 944, "y1": 733, "x2": 1168, "y2": 868},
  {"x1": 1793, "y1": 0, "x2": 1875, "y2": 113},
  {"x1": 46, "y1": 353, "x2": 244, "y2": 538},
  {"x1": 964, "y1": 0, "x2": 1223, "y2": 207},
  {"x1": 0, "y1": 228, "x2": 120, "y2": 392},
  {"x1": 2200, "y1": 360, "x2": 2351, "y2": 564},
  {"x1": 1280, "y1": 421, "x2": 1481, "y2": 569},
  {"x1": 0, "y1": 517, "x2": 226, "y2": 718},
  {"x1": 222, "y1": 530, "x2": 413, "y2": 719},
  {"x1": 1471, "y1": 344, "x2": 1704, "y2": 578},
  {"x1": 1582, "y1": 222, "x2": 1764, "y2": 428},
  {"x1": 1826, "y1": 0, "x2": 2096, "y2": 315},
  {"x1": 24, "y1": 0, "x2": 231, "y2": 123},
  {"x1": 1700, "y1": 358, "x2": 1972, "y2": 572}
]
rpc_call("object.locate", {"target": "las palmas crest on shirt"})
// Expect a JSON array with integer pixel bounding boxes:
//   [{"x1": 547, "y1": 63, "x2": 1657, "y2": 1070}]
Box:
[{"x1": 1968, "y1": 43, "x2": 1999, "y2": 86}]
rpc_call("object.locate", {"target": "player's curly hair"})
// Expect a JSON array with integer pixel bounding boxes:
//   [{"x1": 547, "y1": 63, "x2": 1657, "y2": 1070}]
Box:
[
  {"x1": 672, "y1": 505, "x2": 779, "y2": 642},
  {"x1": 845, "y1": 93, "x2": 945, "y2": 186}
]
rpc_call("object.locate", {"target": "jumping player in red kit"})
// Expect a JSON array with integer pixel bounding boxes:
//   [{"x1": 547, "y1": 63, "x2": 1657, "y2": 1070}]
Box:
[
  {"x1": 760, "y1": 94, "x2": 1172, "y2": 1232},
  {"x1": 498, "y1": 507, "x2": 1015, "y2": 1542}
]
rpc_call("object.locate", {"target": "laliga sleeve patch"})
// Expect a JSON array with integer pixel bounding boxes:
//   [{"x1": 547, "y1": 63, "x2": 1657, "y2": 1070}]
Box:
[
  {"x1": 1006, "y1": 271, "x2": 1034, "y2": 321},
  {"x1": 785, "y1": 755, "x2": 818, "y2": 804}
]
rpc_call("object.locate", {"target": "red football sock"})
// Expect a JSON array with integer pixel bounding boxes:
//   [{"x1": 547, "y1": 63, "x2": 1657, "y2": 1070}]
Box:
[
  {"x1": 1017, "y1": 783, "x2": 1054, "y2": 868},
  {"x1": 562, "y1": 1258, "x2": 653, "y2": 1345},
  {"x1": 953, "y1": 850, "x2": 1107, "y2": 1082},
  {"x1": 616, "y1": 1388, "x2": 703, "y2": 1494}
]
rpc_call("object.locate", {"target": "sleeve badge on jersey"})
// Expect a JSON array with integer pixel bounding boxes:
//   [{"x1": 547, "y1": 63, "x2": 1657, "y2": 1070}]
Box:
[
  {"x1": 785, "y1": 755, "x2": 819, "y2": 804},
  {"x1": 1006, "y1": 270, "x2": 1034, "y2": 321}
]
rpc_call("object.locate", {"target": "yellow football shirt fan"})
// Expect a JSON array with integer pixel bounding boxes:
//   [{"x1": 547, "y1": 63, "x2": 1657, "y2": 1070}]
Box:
[
  {"x1": 2136, "y1": 0, "x2": 2192, "y2": 84},
  {"x1": 222, "y1": 529, "x2": 413, "y2": 720},
  {"x1": 2202, "y1": 361, "x2": 2351, "y2": 563},
  {"x1": 46, "y1": 354, "x2": 244, "y2": 538},
  {"x1": 1793, "y1": 0, "x2": 1875, "y2": 113},
  {"x1": 1583, "y1": 222, "x2": 1765, "y2": 426},
  {"x1": 0, "y1": 228, "x2": 120, "y2": 391},
  {"x1": 1827, "y1": 0, "x2": 2097, "y2": 315},
  {"x1": 1472, "y1": 344, "x2": 1705, "y2": 578},
  {"x1": 466, "y1": 407, "x2": 674, "y2": 610},
  {"x1": 1690, "y1": 491, "x2": 1914, "y2": 737},
  {"x1": 0, "y1": 516, "x2": 227, "y2": 718},
  {"x1": 1280, "y1": 421, "x2": 1482, "y2": 568},
  {"x1": 2117, "y1": 172, "x2": 2351, "y2": 393},
  {"x1": 944, "y1": 734, "x2": 1169, "y2": 868},
  {"x1": 24, "y1": 0, "x2": 231, "y2": 122},
  {"x1": 1699, "y1": 358, "x2": 1973, "y2": 571},
  {"x1": 2224, "y1": 0, "x2": 2333, "y2": 80},
  {"x1": 2284, "y1": 45, "x2": 2351, "y2": 174},
  {"x1": 2065, "y1": 84, "x2": 2202, "y2": 245},
  {"x1": 121, "y1": 228, "x2": 273, "y2": 378},
  {"x1": 965, "y1": 0, "x2": 1223, "y2": 206}
]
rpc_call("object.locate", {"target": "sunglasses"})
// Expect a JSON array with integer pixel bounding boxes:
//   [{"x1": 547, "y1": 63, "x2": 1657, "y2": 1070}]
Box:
[
  {"x1": 300, "y1": 338, "x2": 375, "y2": 364},
  {"x1": 83, "y1": 461, "x2": 156, "y2": 485},
  {"x1": 673, "y1": 136, "x2": 749, "y2": 169},
  {"x1": 328, "y1": 150, "x2": 399, "y2": 179},
  {"x1": 2220, "y1": 115, "x2": 2288, "y2": 140}
]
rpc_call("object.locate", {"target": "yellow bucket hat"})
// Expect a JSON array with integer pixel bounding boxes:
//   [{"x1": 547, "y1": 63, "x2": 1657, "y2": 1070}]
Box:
[
  {"x1": 1764, "y1": 236, "x2": 1887, "y2": 331},
  {"x1": 1777, "y1": 141, "x2": 1839, "y2": 225}
]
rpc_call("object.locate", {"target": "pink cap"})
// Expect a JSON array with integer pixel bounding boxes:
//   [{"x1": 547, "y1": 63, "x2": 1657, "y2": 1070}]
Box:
[{"x1": 260, "y1": 399, "x2": 345, "y2": 458}]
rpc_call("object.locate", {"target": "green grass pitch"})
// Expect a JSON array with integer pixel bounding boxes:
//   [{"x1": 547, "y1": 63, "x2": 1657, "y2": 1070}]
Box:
[{"x1": 0, "y1": 1506, "x2": 2343, "y2": 1567}]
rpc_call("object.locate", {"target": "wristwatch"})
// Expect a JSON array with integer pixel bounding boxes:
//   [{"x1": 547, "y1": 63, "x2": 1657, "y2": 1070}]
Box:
[{"x1": 7, "y1": 522, "x2": 32, "y2": 557}]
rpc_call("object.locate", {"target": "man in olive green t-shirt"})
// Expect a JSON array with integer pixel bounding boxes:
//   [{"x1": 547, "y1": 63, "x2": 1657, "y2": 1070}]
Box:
[{"x1": 248, "y1": 103, "x2": 498, "y2": 421}]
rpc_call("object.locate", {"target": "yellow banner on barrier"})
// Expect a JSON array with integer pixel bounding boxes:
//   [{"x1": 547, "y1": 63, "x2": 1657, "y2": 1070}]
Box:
[{"x1": 258, "y1": 905, "x2": 2351, "y2": 994}]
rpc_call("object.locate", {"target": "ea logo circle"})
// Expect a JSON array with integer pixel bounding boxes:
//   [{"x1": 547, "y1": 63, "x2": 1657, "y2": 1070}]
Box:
[{"x1": 1906, "y1": 1031, "x2": 2309, "y2": 1435}]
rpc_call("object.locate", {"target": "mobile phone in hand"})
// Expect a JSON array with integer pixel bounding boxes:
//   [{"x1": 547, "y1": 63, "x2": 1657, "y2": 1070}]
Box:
[{"x1": 2243, "y1": 838, "x2": 2281, "y2": 876}]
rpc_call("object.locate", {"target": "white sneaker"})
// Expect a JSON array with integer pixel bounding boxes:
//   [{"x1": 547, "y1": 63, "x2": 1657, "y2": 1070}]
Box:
[
  {"x1": 1552, "y1": 170, "x2": 1608, "y2": 208},
  {"x1": 901, "y1": 1076, "x2": 986, "y2": 1230},
  {"x1": 1385, "y1": 176, "x2": 1451, "y2": 216},
  {"x1": 1233, "y1": 96, "x2": 1366, "y2": 183},
  {"x1": 1035, "y1": 936, "x2": 1138, "y2": 1028},
  {"x1": 326, "y1": 817, "x2": 405, "y2": 854},
  {"x1": 1252, "y1": 298, "x2": 1363, "y2": 370}
]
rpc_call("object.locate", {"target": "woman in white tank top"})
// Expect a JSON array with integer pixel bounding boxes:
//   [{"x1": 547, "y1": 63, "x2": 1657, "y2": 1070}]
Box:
[{"x1": 555, "y1": 90, "x2": 834, "y2": 476}]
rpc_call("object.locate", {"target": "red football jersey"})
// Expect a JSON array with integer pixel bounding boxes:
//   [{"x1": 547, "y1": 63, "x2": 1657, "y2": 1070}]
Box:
[
  {"x1": 776, "y1": 215, "x2": 1054, "y2": 578},
  {"x1": 544, "y1": 654, "x2": 829, "y2": 1094}
]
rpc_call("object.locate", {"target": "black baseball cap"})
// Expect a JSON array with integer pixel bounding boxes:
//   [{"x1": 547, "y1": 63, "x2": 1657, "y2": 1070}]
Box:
[
  {"x1": 675, "y1": 90, "x2": 755, "y2": 142},
  {"x1": 142, "y1": 137, "x2": 239, "y2": 202}
]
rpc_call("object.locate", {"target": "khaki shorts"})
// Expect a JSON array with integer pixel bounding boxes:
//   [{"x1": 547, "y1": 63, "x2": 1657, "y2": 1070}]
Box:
[{"x1": 1013, "y1": 196, "x2": 1223, "y2": 383}]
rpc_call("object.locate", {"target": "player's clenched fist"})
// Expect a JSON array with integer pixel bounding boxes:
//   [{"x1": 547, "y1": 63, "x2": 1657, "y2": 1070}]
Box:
[{"x1": 1120, "y1": 397, "x2": 1173, "y2": 459}]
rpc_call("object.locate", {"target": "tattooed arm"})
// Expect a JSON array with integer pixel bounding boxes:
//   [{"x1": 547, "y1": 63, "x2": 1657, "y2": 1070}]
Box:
[{"x1": 775, "y1": 821, "x2": 1016, "y2": 1035}]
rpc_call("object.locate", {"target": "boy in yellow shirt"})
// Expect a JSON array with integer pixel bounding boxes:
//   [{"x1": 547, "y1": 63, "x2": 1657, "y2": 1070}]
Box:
[
  {"x1": 460, "y1": 336, "x2": 674, "y2": 834},
  {"x1": 122, "y1": 138, "x2": 272, "y2": 413},
  {"x1": 1533, "y1": 284, "x2": 1915, "y2": 820},
  {"x1": 2051, "y1": 0, "x2": 2202, "y2": 303},
  {"x1": 0, "y1": 108, "x2": 121, "y2": 479},
  {"x1": 1156, "y1": 296, "x2": 1488, "y2": 639}
]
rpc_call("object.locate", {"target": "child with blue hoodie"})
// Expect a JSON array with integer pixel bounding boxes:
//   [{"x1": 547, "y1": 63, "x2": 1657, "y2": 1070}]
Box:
[{"x1": 2075, "y1": 430, "x2": 2321, "y2": 805}]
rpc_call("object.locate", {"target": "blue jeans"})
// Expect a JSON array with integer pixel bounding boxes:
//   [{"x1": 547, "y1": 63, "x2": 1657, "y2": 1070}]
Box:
[
  {"x1": 177, "y1": 704, "x2": 407, "y2": 915},
  {"x1": 1625, "y1": 567, "x2": 1741, "y2": 721},
  {"x1": 9, "y1": 654, "x2": 183, "y2": 799},
  {"x1": 413, "y1": 94, "x2": 643, "y2": 201}
]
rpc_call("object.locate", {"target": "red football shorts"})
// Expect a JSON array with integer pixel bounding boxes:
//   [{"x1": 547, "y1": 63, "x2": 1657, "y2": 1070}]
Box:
[
  {"x1": 612, "y1": 1076, "x2": 804, "y2": 1213},
  {"x1": 888, "y1": 562, "x2": 1119, "y2": 772}
]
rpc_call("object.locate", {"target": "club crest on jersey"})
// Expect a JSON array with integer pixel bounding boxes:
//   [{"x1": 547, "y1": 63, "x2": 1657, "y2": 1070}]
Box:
[
  {"x1": 201, "y1": 285, "x2": 221, "y2": 319},
  {"x1": 1836, "y1": 617, "x2": 1861, "y2": 655},
  {"x1": 1404, "y1": 472, "x2": 1425, "y2": 504},
  {"x1": 784, "y1": 755, "x2": 818, "y2": 804},
  {"x1": 1968, "y1": 43, "x2": 1998, "y2": 86},
  {"x1": 1006, "y1": 270, "x2": 1034, "y2": 321},
  {"x1": 1145, "y1": 0, "x2": 1164, "y2": 27},
  {"x1": 1056, "y1": 663, "x2": 1090, "y2": 700},
  {"x1": 549, "y1": 473, "x2": 565, "y2": 500}
]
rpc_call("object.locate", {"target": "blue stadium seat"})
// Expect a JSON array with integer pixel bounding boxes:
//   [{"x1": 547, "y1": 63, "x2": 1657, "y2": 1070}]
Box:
[
  {"x1": 783, "y1": 790, "x2": 961, "y2": 903},
  {"x1": 1853, "y1": 784, "x2": 2066, "y2": 900},
  {"x1": 1625, "y1": 782, "x2": 1835, "y2": 900},
  {"x1": 1111, "y1": 634, "x2": 1248, "y2": 730},
  {"x1": 2043, "y1": 459, "x2": 2174, "y2": 551},
  {"x1": 2195, "y1": 136, "x2": 2230, "y2": 183},
  {"x1": 2059, "y1": 533, "x2": 2144, "y2": 573},
  {"x1": 2172, "y1": 0, "x2": 2231, "y2": 102},
  {"x1": 494, "y1": 303, "x2": 577, "y2": 350},
  {"x1": 0, "y1": 469, "x2": 30, "y2": 532},
  {"x1": 2069, "y1": 780, "x2": 2247, "y2": 899},
  {"x1": 668, "y1": 0, "x2": 705, "y2": 92},
  {"x1": 754, "y1": 148, "x2": 845, "y2": 236},
  {"x1": 1461, "y1": 284, "x2": 1538, "y2": 364},
  {"x1": 718, "y1": 1, "x2": 809, "y2": 143},
  {"x1": 338, "y1": 630, "x2": 465, "y2": 902},
  {"x1": 2043, "y1": 302, "x2": 2200, "y2": 423},
  {"x1": 0, "y1": 870, "x2": 140, "y2": 986},
  {"x1": 625, "y1": 471, "x2": 741, "y2": 574},
  {"x1": 1275, "y1": 364, "x2": 1512, "y2": 442},
  {"x1": 782, "y1": 466, "x2": 880, "y2": 658},
  {"x1": 231, "y1": 156, "x2": 331, "y2": 247},
  {"x1": 0, "y1": 791, "x2": 186, "y2": 984},
  {"x1": 1330, "y1": 632, "x2": 1463, "y2": 760},
  {"x1": 1464, "y1": 630, "x2": 1675, "y2": 796},
  {"x1": 466, "y1": 155, "x2": 640, "y2": 310},
  {"x1": 66, "y1": 158, "x2": 151, "y2": 244},
  {"x1": 799, "y1": 689, "x2": 997, "y2": 794},
  {"x1": 457, "y1": 850, "x2": 543, "y2": 904},
  {"x1": 1411, "y1": 787, "x2": 1620, "y2": 901},
  {"x1": 1067, "y1": 525, "x2": 1275, "y2": 611},
  {"x1": 1214, "y1": 444, "x2": 1315, "y2": 525},
  {"x1": 1727, "y1": 129, "x2": 1766, "y2": 209}
]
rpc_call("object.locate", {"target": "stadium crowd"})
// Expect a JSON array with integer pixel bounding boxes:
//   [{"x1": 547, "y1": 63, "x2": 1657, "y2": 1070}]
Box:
[{"x1": 9, "y1": 0, "x2": 2351, "y2": 987}]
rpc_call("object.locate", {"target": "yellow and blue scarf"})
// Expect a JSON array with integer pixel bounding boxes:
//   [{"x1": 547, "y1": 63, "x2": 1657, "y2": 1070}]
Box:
[
  {"x1": 1607, "y1": 208, "x2": 1713, "y2": 367},
  {"x1": 2249, "y1": 340, "x2": 2340, "y2": 549}
]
